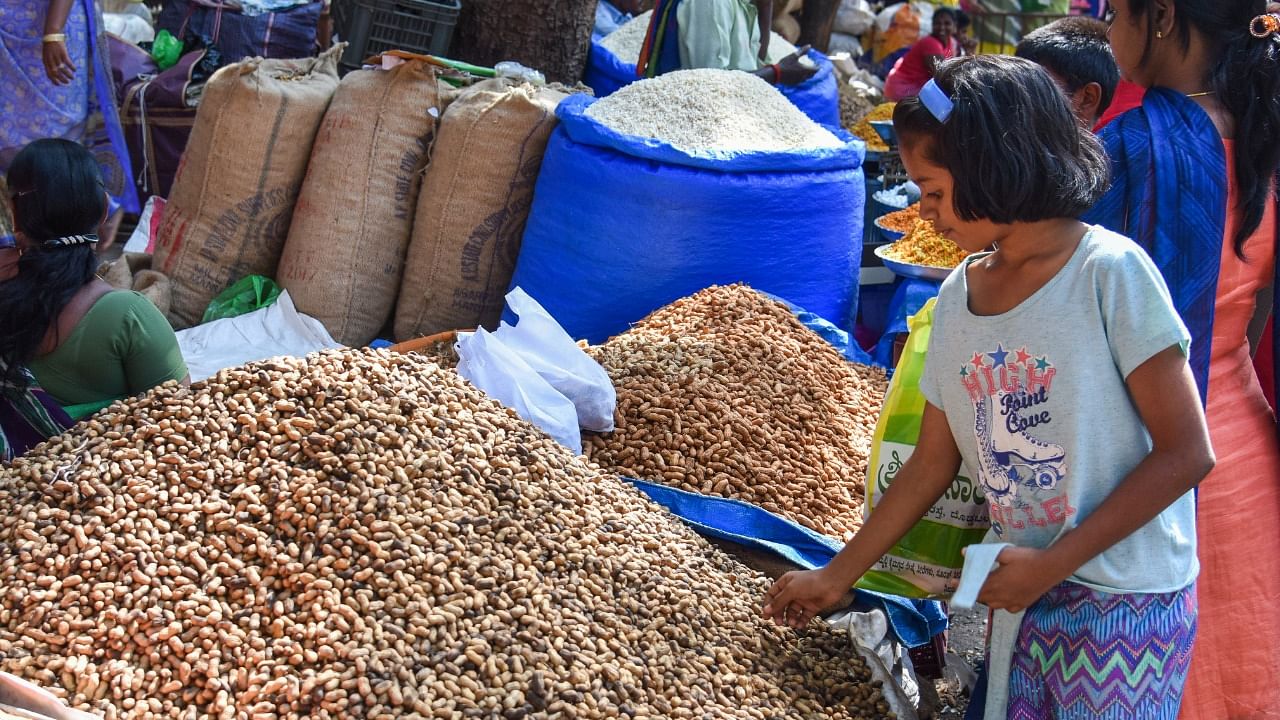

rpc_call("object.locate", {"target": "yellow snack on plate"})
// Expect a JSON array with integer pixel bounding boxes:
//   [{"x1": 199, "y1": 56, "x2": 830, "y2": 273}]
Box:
[
  {"x1": 848, "y1": 102, "x2": 896, "y2": 152},
  {"x1": 882, "y1": 219, "x2": 970, "y2": 269}
]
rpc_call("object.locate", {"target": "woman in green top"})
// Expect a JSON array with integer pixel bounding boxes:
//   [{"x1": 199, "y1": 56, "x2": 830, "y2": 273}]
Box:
[{"x1": 4, "y1": 139, "x2": 187, "y2": 419}]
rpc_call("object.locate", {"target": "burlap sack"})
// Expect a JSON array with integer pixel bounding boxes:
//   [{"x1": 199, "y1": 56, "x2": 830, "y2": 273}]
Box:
[
  {"x1": 276, "y1": 61, "x2": 453, "y2": 346},
  {"x1": 133, "y1": 270, "x2": 172, "y2": 318},
  {"x1": 99, "y1": 253, "x2": 173, "y2": 317},
  {"x1": 99, "y1": 253, "x2": 138, "y2": 290},
  {"x1": 153, "y1": 46, "x2": 340, "y2": 328},
  {"x1": 395, "y1": 79, "x2": 566, "y2": 341}
]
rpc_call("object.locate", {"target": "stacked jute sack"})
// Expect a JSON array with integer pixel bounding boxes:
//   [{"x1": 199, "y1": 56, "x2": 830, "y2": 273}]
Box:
[
  {"x1": 153, "y1": 46, "x2": 342, "y2": 329},
  {"x1": 153, "y1": 46, "x2": 568, "y2": 347},
  {"x1": 279, "y1": 71, "x2": 568, "y2": 346}
]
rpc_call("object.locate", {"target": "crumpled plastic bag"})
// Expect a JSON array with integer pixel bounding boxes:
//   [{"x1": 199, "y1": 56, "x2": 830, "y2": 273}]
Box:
[
  {"x1": 150, "y1": 29, "x2": 182, "y2": 70},
  {"x1": 493, "y1": 288, "x2": 616, "y2": 433},
  {"x1": 456, "y1": 328, "x2": 583, "y2": 454},
  {"x1": 202, "y1": 275, "x2": 282, "y2": 323},
  {"x1": 177, "y1": 290, "x2": 341, "y2": 382},
  {"x1": 835, "y1": 0, "x2": 876, "y2": 35},
  {"x1": 825, "y1": 609, "x2": 922, "y2": 719}
]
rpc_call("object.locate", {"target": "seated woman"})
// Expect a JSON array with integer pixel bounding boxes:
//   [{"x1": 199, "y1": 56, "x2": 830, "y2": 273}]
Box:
[
  {"x1": 4, "y1": 139, "x2": 187, "y2": 420},
  {"x1": 884, "y1": 8, "x2": 960, "y2": 101},
  {"x1": 0, "y1": 240, "x2": 70, "y2": 461}
]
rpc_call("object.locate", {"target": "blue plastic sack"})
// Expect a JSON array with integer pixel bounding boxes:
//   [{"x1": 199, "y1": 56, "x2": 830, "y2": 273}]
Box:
[
  {"x1": 784, "y1": 50, "x2": 841, "y2": 129},
  {"x1": 507, "y1": 93, "x2": 866, "y2": 344},
  {"x1": 584, "y1": 42, "x2": 841, "y2": 129},
  {"x1": 625, "y1": 477, "x2": 947, "y2": 647},
  {"x1": 763, "y1": 291, "x2": 877, "y2": 366},
  {"x1": 584, "y1": 37, "x2": 634, "y2": 98}
]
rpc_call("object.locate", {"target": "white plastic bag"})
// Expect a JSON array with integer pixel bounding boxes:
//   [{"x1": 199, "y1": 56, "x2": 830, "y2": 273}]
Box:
[
  {"x1": 494, "y1": 288, "x2": 617, "y2": 433},
  {"x1": 122, "y1": 196, "x2": 163, "y2": 254},
  {"x1": 834, "y1": 0, "x2": 875, "y2": 36},
  {"x1": 456, "y1": 328, "x2": 584, "y2": 454},
  {"x1": 176, "y1": 290, "x2": 342, "y2": 382},
  {"x1": 828, "y1": 32, "x2": 864, "y2": 57}
]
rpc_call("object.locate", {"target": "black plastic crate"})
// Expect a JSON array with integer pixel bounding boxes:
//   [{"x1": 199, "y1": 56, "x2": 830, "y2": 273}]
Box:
[{"x1": 334, "y1": 0, "x2": 461, "y2": 71}]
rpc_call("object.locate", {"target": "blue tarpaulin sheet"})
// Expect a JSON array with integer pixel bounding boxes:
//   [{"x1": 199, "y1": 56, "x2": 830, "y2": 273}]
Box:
[
  {"x1": 873, "y1": 277, "x2": 943, "y2": 368},
  {"x1": 764, "y1": 291, "x2": 877, "y2": 367},
  {"x1": 625, "y1": 478, "x2": 947, "y2": 648}
]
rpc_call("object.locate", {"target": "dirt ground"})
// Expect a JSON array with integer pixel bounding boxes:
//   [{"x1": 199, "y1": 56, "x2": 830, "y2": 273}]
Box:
[{"x1": 927, "y1": 604, "x2": 986, "y2": 719}]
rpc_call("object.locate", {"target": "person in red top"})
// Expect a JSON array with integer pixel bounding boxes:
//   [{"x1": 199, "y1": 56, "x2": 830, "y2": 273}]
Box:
[
  {"x1": 1094, "y1": 78, "x2": 1145, "y2": 128},
  {"x1": 884, "y1": 8, "x2": 959, "y2": 101}
]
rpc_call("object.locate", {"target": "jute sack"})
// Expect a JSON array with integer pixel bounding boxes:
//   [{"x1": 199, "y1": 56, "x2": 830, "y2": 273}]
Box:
[
  {"x1": 153, "y1": 46, "x2": 340, "y2": 328},
  {"x1": 99, "y1": 253, "x2": 173, "y2": 318},
  {"x1": 277, "y1": 60, "x2": 453, "y2": 346},
  {"x1": 394, "y1": 78, "x2": 567, "y2": 342}
]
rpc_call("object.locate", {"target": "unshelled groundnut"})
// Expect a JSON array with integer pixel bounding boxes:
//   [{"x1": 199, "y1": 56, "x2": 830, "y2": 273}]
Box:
[
  {"x1": 586, "y1": 285, "x2": 889, "y2": 541},
  {"x1": 0, "y1": 349, "x2": 890, "y2": 719}
]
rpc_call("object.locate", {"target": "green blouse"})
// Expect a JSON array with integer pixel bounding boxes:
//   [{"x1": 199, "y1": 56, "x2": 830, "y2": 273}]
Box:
[{"x1": 29, "y1": 291, "x2": 188, "y2": 411}]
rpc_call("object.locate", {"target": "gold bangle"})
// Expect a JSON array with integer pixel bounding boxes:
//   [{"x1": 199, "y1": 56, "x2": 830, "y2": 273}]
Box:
[{"x1": 41, "y1": 33, "x2": 66, "y2": 44}]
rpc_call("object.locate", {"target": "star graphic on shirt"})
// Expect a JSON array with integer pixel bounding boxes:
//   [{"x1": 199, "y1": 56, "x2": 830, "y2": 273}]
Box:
[
  {"x1": 1015, "y1": 347, "x2": 1032, "y2": 365},
  {"x1": 988, "y1": 345, "x2": 1009, "y2": 367},
  {"x1": 1035, "y1": 357, "x2": 1052, "y2": 371},
  {"x1": 970, "y1": 352, "x2": 986, "y2": 368},
  {"x1": 960, "y1": 366, "x2": 970, "y2": 377}
]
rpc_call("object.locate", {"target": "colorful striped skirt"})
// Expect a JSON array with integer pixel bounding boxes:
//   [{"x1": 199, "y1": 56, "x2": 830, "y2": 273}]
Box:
[{"x1": 1007, "y1": 582, "x2": 1197, "y2": 720}]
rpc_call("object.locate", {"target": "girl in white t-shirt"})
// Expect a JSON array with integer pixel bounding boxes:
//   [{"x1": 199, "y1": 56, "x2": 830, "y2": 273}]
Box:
[{"x1": 763, "y1": 55, "x2": 1213, "y2": 719}]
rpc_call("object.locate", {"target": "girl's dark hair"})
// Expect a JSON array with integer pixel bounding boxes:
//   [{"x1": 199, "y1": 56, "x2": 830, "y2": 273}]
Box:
[
  {"x1": 1, "y1": 139, "x2": 104, "y2": 390},
  {"x1": 933, "y1": 7, "x2": 957, "y2": 24},
  {"x1": 1126, "y1": 0, "x2": 1280, "y2": 252},
  {"x1": 893, "y1": 55, "x2": 1110, "y2": 223}
]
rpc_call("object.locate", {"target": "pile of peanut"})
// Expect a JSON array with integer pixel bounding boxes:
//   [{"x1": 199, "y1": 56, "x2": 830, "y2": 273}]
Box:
[
  {"x1": 585, "y1": 286, "x2": 889, "y2": 541},
  {"x1": 0, "y1": 349, "x2": 892, "y2": 719}
]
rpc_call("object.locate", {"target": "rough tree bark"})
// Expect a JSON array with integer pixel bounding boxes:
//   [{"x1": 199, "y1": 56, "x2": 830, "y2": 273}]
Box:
[
  {"x1": 452, "y1": 0, "x2": 599, "y2": 84},
  {"x1": 798, "y1": 0, "x2": 841, "y2": 54}
]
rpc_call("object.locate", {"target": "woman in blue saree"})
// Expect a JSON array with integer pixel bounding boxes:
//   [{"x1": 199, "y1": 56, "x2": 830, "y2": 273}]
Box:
[
  {"x1": 0, "y1": 0, "x2": 139, "y2": 242},
  {"x1": 1086, "y1": 1, "x2": 1280, "y2": 716}
]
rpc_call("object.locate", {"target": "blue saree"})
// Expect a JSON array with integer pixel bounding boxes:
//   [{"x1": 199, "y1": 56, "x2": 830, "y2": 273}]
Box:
[
  {"x1": 636, "y1": 0, "x2": 686, "y2": 78},
  {"x1": 0, "y1": 0, "x2": 139, "y2": 216},
  {"x1": 1084, "y1": 88, "x2": 1239, "y2": 408}
]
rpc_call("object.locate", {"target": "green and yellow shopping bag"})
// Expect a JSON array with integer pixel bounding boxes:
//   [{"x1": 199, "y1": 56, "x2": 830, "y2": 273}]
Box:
[{"x1": 856, "y1": 298, "x2": 990, "y2": 599}]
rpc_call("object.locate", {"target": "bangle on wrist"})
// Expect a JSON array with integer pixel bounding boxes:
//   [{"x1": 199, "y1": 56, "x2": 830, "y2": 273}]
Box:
[
  {"x1": 771, "y1": 63, "x2": 781, "y2": 84},
  {"x1": 42, "y1": 33, "x2": 67, "y2": 44}
]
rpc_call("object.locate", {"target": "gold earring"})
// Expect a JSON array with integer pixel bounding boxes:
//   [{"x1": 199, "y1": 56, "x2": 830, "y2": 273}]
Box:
[{"x1": 1156, "y1": 30, "x2": 1164, "y2": 38}]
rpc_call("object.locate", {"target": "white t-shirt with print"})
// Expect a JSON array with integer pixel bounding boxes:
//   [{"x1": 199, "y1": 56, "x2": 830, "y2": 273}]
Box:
[{"x1": 920, "y1": 226, "x2": 1197, "y2": 594}]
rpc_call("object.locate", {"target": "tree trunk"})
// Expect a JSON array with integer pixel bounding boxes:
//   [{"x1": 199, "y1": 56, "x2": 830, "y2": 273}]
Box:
[
  {"x1": 452, "y1": 0, "x2": 599, "y2": 84},
  {"x1": 798, "y1": 0, "x2": 841, "y2": 53}
]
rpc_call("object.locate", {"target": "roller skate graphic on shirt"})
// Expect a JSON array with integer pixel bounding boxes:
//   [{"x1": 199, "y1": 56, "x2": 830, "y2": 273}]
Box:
[{"x1": 961, "y1": 346, "x2": 1069, "y2": 534}]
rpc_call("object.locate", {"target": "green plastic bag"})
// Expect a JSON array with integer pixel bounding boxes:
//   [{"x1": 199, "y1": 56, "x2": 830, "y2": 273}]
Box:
[
  {"x1": 150, "y1": 30, "x2": 182, "y2": 71},
  {"x1": 202, "y1": 276, "x2": 282, "y2": 323},
  {"x1": 856, "y1": 298, "x2": 990, "y2": 599}
]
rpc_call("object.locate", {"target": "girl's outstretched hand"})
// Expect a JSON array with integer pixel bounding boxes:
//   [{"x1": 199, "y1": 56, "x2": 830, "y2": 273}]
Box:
[
  {"x1": 971, "y1": 546, "x2": 1069, "y2": 614},
  {"x1": 762, "y1": 568, "x2": 847, "y2": 629}
]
